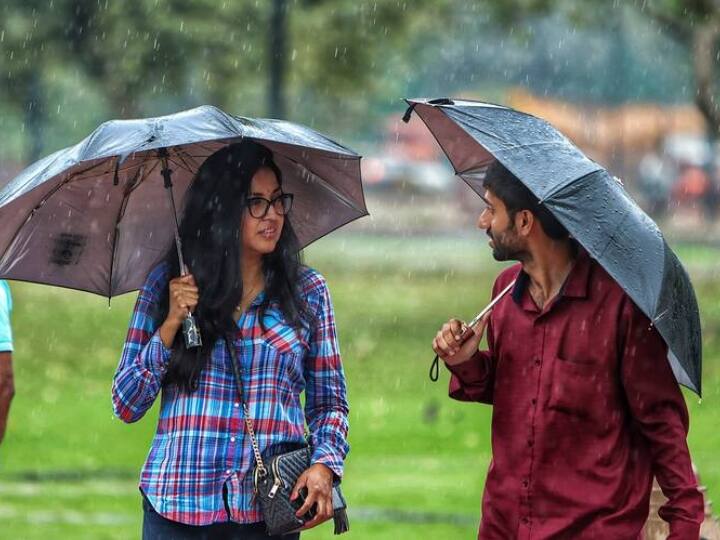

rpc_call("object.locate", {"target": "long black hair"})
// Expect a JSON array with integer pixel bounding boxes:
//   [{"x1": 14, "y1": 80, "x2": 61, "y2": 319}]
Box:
[{"x1": 154, "y1": 140, "x2": 313, "y2": 392}]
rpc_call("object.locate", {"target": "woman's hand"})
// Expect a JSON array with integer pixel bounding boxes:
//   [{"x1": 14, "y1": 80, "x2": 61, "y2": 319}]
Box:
[
  {"x1": 159, "y1": 274, "x2": 199, "y2": 348},
  {"x1": 167, "y1": 274, "x2": 199, "y2": 325},
  {"x1": 291, "y1": 463, "x2": 335, "y2": 530}
]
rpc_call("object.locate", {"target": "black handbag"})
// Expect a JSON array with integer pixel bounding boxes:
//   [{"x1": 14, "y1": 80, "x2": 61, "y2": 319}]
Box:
[{"x1": 224, "y1": 335, "x2": 349, "y2": 536}]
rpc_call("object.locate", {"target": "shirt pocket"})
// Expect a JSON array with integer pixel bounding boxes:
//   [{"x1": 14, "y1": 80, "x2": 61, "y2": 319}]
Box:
[{"x1": 547, "y1": 357, "x2": 607, "y2": 420}]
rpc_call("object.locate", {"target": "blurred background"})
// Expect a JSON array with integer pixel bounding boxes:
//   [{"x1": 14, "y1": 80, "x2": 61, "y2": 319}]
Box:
[{"x1": 1, "y1": 1, "x2": 719, "y2": 538}]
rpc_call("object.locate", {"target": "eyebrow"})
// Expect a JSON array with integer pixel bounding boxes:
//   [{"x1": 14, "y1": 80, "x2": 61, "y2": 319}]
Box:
[{"x1": 250, "y1": 188, "x2": 282, "y2": 197}]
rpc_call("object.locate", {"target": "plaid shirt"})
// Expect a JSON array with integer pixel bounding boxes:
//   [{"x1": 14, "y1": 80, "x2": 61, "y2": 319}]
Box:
[{"x1": 112, "y1": 263, "x2": 349, "y2": 526}]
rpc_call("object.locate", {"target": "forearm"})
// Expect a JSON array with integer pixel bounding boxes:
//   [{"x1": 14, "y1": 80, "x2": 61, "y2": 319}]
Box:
[
  {"x1": 447, "y1": 350, "x2": 494, "y2": 403},
  {"x1": 307, "y1": 405, "x2": 349, "y2": 478},
  {"x1": 158, "y1": 318, "x2": 181, "y2": 349},
  {"x1": 112, "y1": 331, "x2": 171, "y2": 423},
  {"x1": 621, "y1": 302, "x2": 703, "y2": 532},
  {"x1": 305, "y1": 374, "x2": 349, "y2": 477},
  {"x1": 0, "y1": 352, "x2": 14, "y2": 444}
]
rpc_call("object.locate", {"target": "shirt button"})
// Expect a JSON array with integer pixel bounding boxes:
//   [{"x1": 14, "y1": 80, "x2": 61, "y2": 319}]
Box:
[
  {"x1": 522, "y1": 517, "x2": 529, "y2": 524},
  {"x1": 534, "y1": 358, "x2": 541, "y2": 366},
  {"x1": 226, "y1": 469, "x2": 232, "y2": 475},
  {"x1": 230, "y1": 437, "x2": 236, "y2": 442},
  {"x1": 531, "y1": 398, "x2": 537, "y2": 406},
  {"x1": 522, "y1": 479, "x2": 529, "y2": 488},
  {"x1": 234, "y1": 403, "x2": 240, "y2": 408},
  {"x1": 527, "y1": 439, "x2": 534, "y2": 447}
]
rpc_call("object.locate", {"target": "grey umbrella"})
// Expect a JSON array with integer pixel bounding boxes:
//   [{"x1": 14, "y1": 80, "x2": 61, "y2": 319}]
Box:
[
  {"x1": 405, "y1": 97, "x2": 701, "y2": 395},
  {"x1": 0, "y1": 105, "x2": 367, "y2": 300}
]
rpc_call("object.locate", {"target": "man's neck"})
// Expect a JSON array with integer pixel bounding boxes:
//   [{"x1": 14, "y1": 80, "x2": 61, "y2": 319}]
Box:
[{"x1": 521, "y1": 240, "x2": 576, "y2": 309}]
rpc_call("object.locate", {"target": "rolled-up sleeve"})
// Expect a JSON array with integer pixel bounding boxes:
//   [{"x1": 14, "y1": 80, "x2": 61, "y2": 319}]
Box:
[
  {"x1": 620, "y1": 298, "x2": 704, "y2": 538},
  {"x1": 112, "y1": 265, "x2": 172, "y2": 423},
  {"x1": 303, "y1": 275, "x2": 349, "y2": 478}
]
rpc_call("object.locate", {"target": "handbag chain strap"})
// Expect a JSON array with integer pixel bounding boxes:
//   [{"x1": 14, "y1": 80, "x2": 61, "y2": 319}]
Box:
[{"x1": 224, "y1": 334, "x2": 268, "y2": 478}]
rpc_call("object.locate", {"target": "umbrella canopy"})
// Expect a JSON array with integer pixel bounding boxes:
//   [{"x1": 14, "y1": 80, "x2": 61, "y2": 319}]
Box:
[
  {"x1": 405, "y1": 97, "x2": 702, "y2": 395},
  {"x1": 0, "y1": 105, "x2": 367, "y2": 298}
]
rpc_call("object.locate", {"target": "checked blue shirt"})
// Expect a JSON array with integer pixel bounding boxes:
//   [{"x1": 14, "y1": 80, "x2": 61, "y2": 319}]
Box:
[{"x1": 112, "y1": 264, "x2": 349, "y2": 526}]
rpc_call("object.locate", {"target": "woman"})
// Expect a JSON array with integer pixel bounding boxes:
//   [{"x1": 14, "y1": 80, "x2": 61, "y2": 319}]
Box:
[{"x1": 112, "y1": 141, "x2": 349, "y2": 539}]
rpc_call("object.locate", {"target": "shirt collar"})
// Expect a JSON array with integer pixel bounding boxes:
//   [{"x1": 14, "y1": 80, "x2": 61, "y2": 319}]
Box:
[
  {"x1": 561, "y1": 248, "x2": 591, "y2": 299},
  {"x1": 251, "y1": 291, "x2": 266, "y2": 307},
  {"x1": 511, "y1": 247, "x2": 592, "y2": 310}
]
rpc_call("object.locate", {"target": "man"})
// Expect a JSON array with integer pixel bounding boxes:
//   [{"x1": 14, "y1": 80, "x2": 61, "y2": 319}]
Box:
[
  {"x1": 432, "y1": 162, "x2": 704, "y2": 539},
  {"x1": 0, "y1": 279, "x2": 14, "y2": 445}
]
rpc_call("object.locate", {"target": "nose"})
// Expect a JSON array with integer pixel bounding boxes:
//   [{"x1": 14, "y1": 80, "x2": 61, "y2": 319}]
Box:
[
  {"x1": 263, "y1": 201, "x2": 284, "y2": 221},
  {"x1": 477, "y1": 207, "x2": 490, "y2": 230}
]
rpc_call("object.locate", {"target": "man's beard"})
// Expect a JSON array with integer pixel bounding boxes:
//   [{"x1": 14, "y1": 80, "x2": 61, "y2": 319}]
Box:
[{"x1": 488, "y1": 229, "x2": 524, "y2": 261}]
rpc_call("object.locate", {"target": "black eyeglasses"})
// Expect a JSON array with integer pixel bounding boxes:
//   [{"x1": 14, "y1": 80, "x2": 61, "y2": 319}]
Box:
[{"x1": 245, "y1": 193, "x2": 294, "y2": 219}]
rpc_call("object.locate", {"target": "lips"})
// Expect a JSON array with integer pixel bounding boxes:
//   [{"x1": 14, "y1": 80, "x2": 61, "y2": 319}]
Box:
[{"x1": 259, "y1": 227, "x2": 278, "y2": 239}]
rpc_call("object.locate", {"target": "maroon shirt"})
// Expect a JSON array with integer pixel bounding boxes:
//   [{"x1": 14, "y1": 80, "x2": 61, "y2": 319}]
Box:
[{"x1": 448, "y1": 250, "x2": 704, "y2": 539}]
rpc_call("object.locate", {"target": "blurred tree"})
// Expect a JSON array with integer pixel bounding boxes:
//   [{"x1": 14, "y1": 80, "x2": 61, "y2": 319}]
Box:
[
  {"x1": 1, "y1": 1, "x2": 53, "y2": 161},
  {"x1": 485, "y1": 0, "x2": 720, "y2": 137},
  {"x1": 1, "y1": 0, "x2": 449, "y2": 160}
]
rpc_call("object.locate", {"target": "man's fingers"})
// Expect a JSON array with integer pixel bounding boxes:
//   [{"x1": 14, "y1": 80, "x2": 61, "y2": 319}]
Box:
[
  {"x1": 436, "y1": 332, "x2": 455, "y2": 357},
  {"x1": 449, "y1": 319, "x2": 464, "y2": 340}
]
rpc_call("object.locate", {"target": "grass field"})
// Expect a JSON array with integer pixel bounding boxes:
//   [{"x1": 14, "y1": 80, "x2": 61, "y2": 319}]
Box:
[{"x1": 0, "y1": 233, "x2": 718, "y2": 539}]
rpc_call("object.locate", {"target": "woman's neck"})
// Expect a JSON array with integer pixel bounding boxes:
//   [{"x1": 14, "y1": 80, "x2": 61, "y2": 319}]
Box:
[{"x1": 241, "y1": 253, "x2": 264, "y2": 293}]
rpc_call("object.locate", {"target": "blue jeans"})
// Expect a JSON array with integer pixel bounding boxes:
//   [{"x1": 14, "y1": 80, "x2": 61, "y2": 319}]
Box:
[{"x1": 142, "y1": 496, "x2": 300, "y2": 540}]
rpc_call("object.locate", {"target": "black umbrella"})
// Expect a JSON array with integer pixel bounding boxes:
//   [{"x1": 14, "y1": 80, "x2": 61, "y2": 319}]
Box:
[{"x1": 404, "y1": 97, "x2": 701, "y2": 395}]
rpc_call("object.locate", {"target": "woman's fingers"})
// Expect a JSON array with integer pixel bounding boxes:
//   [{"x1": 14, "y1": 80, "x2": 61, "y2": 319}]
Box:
[
  {"x1": 295, "y1": 488, "x2": 317, "y2": 518},
  {"x1": 169, "y1": 276, "x2": 199, "y2": 315},
  {"x1": 290, "y1": 471, "x2": 308, "y2": 501}
]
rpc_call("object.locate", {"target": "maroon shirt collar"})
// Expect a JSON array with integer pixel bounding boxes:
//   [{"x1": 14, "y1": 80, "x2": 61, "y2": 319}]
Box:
[{"x1": 512, "y1": 247, "x2": 592, "y2": 312}]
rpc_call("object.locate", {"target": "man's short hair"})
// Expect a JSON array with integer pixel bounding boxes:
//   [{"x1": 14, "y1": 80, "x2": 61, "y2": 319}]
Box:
[{"x1": 482, "y1": 161, "x2": 570, "y2": 240}]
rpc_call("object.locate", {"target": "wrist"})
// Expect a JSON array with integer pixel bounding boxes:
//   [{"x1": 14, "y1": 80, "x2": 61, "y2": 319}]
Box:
[
  {"x1": 443, "y1": 350, "x2": 478, "y2": 367},
  {"x1": 311, "y1": 462, "x2": 335, "y2": 480},
  {"x1": 163, "y1": 315, "x2": 184, "y2": 330}
]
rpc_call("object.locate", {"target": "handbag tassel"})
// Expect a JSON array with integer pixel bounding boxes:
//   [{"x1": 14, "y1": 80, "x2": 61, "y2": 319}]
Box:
[{"x1": 333, "y1": 508, "x2": 350, "y2": 534}]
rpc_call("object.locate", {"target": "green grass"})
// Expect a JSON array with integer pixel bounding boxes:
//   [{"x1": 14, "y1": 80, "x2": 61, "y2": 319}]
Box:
[{"x1": 0, "y1": 233, "x2": 718, "y2": 539}]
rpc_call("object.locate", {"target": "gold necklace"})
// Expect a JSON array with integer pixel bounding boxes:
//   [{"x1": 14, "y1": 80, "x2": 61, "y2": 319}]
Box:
[{"x1": 236, "y1": 284, "x2": 262, "y2": 312}]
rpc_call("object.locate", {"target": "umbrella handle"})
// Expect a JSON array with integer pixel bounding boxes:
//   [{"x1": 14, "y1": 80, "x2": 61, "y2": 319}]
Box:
[
  {"x1": 428, "y1": 280, "x2": 515, "y2": 382},
  {"x1": 160, "y1": 150, "x2": 202, "y2": 349}
]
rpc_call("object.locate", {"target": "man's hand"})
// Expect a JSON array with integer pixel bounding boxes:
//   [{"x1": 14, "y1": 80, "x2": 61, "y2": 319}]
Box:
[
  {"x1": 290, "y1": 462, "x2": 335, "y2": 530},
  {"x1": 432, "y1": 312, "x2": 490, "y2": 366},
  {"x1": 0, "y1": 352, "x2": 15, "y2": 445}
]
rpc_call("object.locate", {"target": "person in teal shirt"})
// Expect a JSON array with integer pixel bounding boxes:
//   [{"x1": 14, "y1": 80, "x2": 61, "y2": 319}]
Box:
[{"x1": 0, "y1": 280, "x2": 14, "y2": 445}]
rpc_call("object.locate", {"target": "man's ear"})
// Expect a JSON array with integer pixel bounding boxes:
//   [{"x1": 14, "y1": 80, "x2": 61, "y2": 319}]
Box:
[{"x1": 516, "y1": 210, "x2": 534, "y2": 236}]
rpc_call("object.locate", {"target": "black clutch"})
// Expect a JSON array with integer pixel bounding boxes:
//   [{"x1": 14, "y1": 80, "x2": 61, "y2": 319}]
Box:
[{"x1": 254, "y1": 446, "x2": 349, "y2": 536}]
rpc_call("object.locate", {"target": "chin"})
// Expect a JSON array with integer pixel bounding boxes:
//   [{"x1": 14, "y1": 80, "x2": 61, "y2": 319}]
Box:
[
  {"x1": 253, "y1": 240, "x2": 280, "y2": 255},
  {"x1": 492, "y1": 249, "x2": 509, "y2": 262}
]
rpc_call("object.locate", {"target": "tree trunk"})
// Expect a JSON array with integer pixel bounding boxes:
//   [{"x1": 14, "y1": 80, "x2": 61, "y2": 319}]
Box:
[
  {"x1": 692, "y1": 18, "x2": 720, "y2": 139},
  {"x1": 25, "y1": 71, "x2": 44, "y2": 163},
  {"x1": 268, "y1": 0, "x2": 288, "y2": 119}
]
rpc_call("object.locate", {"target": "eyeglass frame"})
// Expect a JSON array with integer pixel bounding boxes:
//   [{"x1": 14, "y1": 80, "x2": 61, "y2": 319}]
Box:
[{"x1": 245, "y1": 192, "x2": 294, "y2": 219}]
